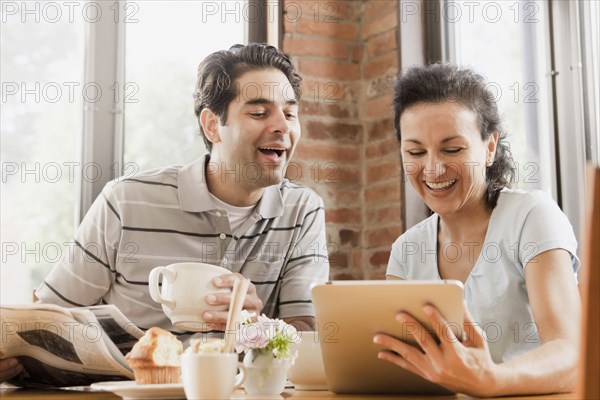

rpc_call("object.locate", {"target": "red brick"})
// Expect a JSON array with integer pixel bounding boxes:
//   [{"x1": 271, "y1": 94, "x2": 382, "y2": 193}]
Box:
[
  {"x1": 369, "y1": 250, "x2": 391, "y2": 267},
  {"x1": 283, "y1": 36, "x2": 348, "y2": 60},
  {"x1": 300, "y1": 80, "x2": 345, "y2": 103},
  {"x1": 283, "y1": 0, "x2": 355, "y2": 23},
  {"x1": 364, "y1": 52, "x2": 398, "y2": 80},
  {"x1": 367, "y1": 29, "x2": 398, "y2": 58},
  {"x1": 365, "y1": 180, "x2": 401, "y2": 203},
  {"x1": 284, "y1": 18, "x2": 295, "y2": 34},
  {"x1": 351, "y1": 43, "x2": 363, "y2": 63},
  {"x1": 296, "y1": 17, "x2": 359, "y2": 40},
  {"x1": 285, "y1": 160, "x2": 359, "y2": 185},
  {"x1": 326, "y1": 208, "x2": 362, "y2": 224},
  {"x1": 304, "y1": 120, "x2": 361, "y2": 143},
  {"x1": 368, "y1": 266, "x2": 387, "y2": 279},
  {"x1": 366, "y1": 204, "x2": 402, "y2": 226},
  {"x1": 366, "y1": 158, "x2": 401, "y2": 184},
  {"x1": 329, "y1": 250, "x2": 349, "y2": 269},
  {"x1": 296, "y1": 141, "x2": 360, "y2": 163},
  {"x1": 331, "y1": 271, "x2": 359, "y2": 280},
  {"x1": 366, "y1": 118, "x2": 395, "y2": 141},
  {"x1": 339, "y1": 229, "x2": 360, "y2": 246},
  {"x1": 366, "y1": 137, "x2": 399, "y2": 158},
  {"x1": 362, "y1": 11, "x2": 398, "y2": 40},
  {"x1": 301, "y1": 162, "x2": 361, "y2": 185},
  {"x1": 324, "y1": 187, "x2": 362, "y2": 206},
  {"x1": 299, "y1": 59, "x2": 360, "y2": 80},
  {"x1": 335, "y1": 164, "x2": 362, "y2": 184},
  {"x1": 365, "y1": 0, "x2": 397, "y2": 20},
  {"x1": 351, "y1": 249, "x2": 363, "y2": 271},
  {"x1": 365, "y1": 94, "x2": 393, "y2": 119},
  {"x1": 299, "y1": 100, "x2": 349, "y2": 118},
  {"x1": 366, "y1": 226, "x2": 403, "y2": 248}
]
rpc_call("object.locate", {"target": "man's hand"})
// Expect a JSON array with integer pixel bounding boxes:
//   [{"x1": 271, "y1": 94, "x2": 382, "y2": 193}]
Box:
[
  {"x1": 284, "y1": 316, "x2": 316, "y2": 331},
  {"x1": 0, "y1": 358, "x2": 23, "y2": 383},
  {"x1": 202, "y1": 273, "x2": 263, "y2": 331}
]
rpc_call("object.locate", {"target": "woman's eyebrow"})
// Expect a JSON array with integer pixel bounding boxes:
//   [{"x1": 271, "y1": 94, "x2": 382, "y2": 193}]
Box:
[{"x1": 402, "y1": 135, "x2": 463, "y2": 145}]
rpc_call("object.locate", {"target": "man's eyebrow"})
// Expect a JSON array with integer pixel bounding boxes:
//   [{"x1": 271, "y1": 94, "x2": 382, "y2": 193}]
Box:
[{"x1": 244, "y1": 98, "x2": 298, "y2": 106}]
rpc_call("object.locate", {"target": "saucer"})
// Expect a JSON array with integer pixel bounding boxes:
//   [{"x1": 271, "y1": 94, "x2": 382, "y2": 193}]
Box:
[{"x1": 91, "y1": 381, "x2": 185, "y2": 400}]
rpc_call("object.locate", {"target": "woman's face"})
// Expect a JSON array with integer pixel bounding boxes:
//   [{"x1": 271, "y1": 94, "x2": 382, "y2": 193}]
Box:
[{"x1": 399, "y1": 101, "x2": 498, "y2": 218}]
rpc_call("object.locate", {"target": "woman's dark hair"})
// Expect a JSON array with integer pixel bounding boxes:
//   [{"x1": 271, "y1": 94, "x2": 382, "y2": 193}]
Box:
[
  {"x1": 193, "y1": 43, "x2": 302, "y2": 152},
  {"x1": 393, "y1": 63, "x2": 515, "y2": 208}
]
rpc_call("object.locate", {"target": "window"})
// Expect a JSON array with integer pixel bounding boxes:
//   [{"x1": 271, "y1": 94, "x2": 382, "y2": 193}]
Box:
[
  {"x1": 580, "y1": 0, "x2": 600, "y2": 164},
  {"x1": 1, "y1": 0, "x2": 249, "y2": 304},
  {"x1": 1, "y1": 6, "x2": 84, "y2": 304},
  {"x1": 434, "y1": 0, "x2": 600, "y2": 245},
  {"x1": 123, "y1": 1, "x2": 247, "y2": 171},
  {"x1": 445, "y1": 0, "x2": 555, "y2": 195}
]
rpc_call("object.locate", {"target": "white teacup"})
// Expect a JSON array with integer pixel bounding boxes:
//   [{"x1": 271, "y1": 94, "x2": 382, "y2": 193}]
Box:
[
  {"x1": 148, "y1": 262, "x2": 231, "y2": 331},
  {"x1": 288, "y1": 331, "x2": 328, "y2": 390},
  {"x1": 181, "y1": 352, "x2": 245, "y2": 400}
]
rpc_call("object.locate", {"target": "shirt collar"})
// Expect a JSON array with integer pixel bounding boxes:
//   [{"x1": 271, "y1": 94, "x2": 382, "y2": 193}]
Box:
[{"x1": 178, "y1": 154, "x2": 284, "y2": 219}]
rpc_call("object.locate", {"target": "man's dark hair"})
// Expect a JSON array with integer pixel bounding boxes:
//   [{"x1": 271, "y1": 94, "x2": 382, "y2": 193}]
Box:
[
  {"x1": 193, "y1": 43, "x2": 302, "y2": 153},
  {"x1": 393, "y1": 63, "x2": 515, "y2": 208}
]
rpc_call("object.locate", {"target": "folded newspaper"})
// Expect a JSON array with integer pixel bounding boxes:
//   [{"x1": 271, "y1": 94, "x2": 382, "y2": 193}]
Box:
[{"x1": 0, "y1": 303, "x2": 144, "y2": 388}]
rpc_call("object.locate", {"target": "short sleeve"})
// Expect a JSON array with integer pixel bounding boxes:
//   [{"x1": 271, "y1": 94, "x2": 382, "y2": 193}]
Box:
[
  {"x1": 519, "y1": 193, "x2": 579, "y2": 272},
  {"x1": 35, "y1": 182, "x2": 120, "y2": 306},
  {"x1": 277, "y1": 194, "x2": 329, "y2": 319},
  {"x1": 386, "y1": 237, "x2": 408, "y2": 279}
]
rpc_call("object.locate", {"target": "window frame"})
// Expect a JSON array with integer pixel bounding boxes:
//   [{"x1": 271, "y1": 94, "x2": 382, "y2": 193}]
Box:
[
  {"x1": 408, "y1": 0, "x2": 594, "y2": 245},
  {"x1": 79, "y1": 0, "x2": 258, "y2": 222}
]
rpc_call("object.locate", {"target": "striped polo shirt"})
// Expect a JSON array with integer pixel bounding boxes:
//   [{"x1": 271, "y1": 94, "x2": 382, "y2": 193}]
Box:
[{"x1": 36, "y1": 155, "x2": 330, "y2": 334}]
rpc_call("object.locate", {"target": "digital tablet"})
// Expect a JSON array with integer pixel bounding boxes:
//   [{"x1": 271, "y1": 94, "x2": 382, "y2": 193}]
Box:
[{"x1": 311, "y1": 280, "x2": 464, "y2": 395}]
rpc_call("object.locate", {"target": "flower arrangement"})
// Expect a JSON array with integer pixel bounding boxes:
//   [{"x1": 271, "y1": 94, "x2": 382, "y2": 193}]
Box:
[{"x1": 235, "y1": 311, "x2": 300, "y2": 363}]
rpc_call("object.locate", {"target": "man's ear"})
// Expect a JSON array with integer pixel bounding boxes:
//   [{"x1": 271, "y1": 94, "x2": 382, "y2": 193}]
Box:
[{"x1": 200, "y1": 108, "x2": 221, "y2": 145}]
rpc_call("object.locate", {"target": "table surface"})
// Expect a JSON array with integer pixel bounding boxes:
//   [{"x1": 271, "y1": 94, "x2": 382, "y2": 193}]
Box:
[{"x1": 0, "y1": 387, "x2": 577, "y2": 400}]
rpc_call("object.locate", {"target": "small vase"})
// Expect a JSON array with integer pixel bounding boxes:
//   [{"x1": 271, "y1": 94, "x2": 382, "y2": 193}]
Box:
[{"x1": 243, "y1": 349, "x2": 290, "y2": 396}]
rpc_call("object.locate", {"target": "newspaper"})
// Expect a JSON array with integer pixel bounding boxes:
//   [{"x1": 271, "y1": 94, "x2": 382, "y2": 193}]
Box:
[{"x1": 0, "y1": 303, "x2": 145, "y2": 388}]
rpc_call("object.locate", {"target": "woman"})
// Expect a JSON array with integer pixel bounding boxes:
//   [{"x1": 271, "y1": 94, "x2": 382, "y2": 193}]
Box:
[{"x1": 374, "y1": 64, "x2": 580, "y2": 397}]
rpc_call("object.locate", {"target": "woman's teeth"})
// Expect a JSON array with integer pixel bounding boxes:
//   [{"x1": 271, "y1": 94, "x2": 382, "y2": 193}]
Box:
[{"x1": 426, "y1": 179, "x2": 456, "y2": 190}]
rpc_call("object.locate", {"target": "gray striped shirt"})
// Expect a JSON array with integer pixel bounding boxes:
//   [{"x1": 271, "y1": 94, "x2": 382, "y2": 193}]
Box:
[{"x1": 36, "y1": 156, "x2": 329, "y2": 334}]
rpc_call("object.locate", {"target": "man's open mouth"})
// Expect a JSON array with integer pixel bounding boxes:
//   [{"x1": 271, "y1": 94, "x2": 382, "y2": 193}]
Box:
[{"x1": 258, "y1": 147, "x2": 286, "y2": 158}]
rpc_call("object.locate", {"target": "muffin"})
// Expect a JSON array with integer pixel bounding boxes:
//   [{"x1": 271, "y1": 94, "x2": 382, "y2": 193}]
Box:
[{"x1": 125, "y1": 327, "x2": 183, "y2": 384}]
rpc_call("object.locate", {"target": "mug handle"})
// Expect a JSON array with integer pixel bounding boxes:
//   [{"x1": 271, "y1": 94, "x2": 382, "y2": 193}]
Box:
[
  {"x1": 148, "y1": 266, "x2": 176, "y2": 309},
  {"x1": 234, "y1": 362, "x2": 246, "y2": 389}
]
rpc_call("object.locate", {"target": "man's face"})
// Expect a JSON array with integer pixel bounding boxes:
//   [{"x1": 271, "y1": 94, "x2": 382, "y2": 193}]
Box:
[{"x1": 211, "y1": 68, "x2": 300, "y2": 189}]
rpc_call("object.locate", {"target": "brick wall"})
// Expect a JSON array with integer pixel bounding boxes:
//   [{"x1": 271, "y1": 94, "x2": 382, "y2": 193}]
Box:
[{"x1": 283, "y1": 0, "x2": 402, "y2": 280}]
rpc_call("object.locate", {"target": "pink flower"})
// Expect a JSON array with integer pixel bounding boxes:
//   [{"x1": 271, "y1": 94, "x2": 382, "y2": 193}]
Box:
[
  {"x1": 235, "y1": 322, "x2": 269, "y2": 353},
  {"x1": 234, "y1": 313, "x2": 300, "y2": 360}
]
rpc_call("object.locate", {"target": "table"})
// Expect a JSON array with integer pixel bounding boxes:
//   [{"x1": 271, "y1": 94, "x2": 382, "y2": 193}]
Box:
[{"x1": 0, "y1": 387, "x2": 577, "y2": 400}]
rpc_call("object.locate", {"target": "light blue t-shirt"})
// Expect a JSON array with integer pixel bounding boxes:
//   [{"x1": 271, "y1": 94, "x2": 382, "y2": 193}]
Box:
[{"x1": 386, "y1": 189, "x2": 579, "y2": 363}]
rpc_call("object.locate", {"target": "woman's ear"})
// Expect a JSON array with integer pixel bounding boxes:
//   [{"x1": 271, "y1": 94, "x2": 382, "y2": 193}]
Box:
[
  {"x1": 200, "y1": 108, "x2": 220, "y2": 145},
  {"x1": 487, "y1": 131, "x2": 499, "y2": 166}
]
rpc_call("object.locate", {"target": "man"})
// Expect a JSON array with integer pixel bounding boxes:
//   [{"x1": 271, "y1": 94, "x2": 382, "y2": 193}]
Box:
[{"x1": 34, "y1": 44, "x2": 329, "y2": 332}]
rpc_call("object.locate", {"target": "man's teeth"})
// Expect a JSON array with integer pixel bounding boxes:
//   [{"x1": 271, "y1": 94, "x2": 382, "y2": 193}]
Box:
[
  {"x1": 426, "y1": 180, "x2": 456, "y2": 190},
  {"x1": 259, "y1": 148, "x2": 285, "y2": 157}
]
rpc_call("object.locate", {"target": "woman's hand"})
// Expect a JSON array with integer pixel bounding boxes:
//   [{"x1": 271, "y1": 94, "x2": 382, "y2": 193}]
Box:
[
  {"x1": 202, "y1": 273, "x2": 263, "y2": 331},
  {"x1": 373, "y1": 303, "x2": 499, "y2": 397},
  {"x1": 0, "y1": 358, "x2": 23, "y2": 382}
]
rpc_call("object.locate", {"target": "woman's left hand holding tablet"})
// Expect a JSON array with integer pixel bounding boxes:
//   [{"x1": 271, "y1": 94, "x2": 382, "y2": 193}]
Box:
[{"x1": 373, "y1": 303, "x2": 500, "y2": 397}]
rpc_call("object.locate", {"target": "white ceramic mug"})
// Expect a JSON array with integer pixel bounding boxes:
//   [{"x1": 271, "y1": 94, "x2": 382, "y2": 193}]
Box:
[
  {"x1": 288, "y1": 331, "x2": 328, "y2": 390},
  {"x1": 148, "y1": 262, "x2": 231, "y2": 331},
  {"x1": 181, "y1": 352, "x2": 245, "y2": 400}
]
